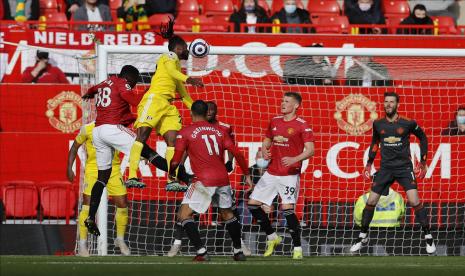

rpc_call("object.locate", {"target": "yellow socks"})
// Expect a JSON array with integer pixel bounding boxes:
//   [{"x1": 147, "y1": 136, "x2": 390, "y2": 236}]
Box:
[
  {"x1": 116, "y1": 207, "x2": 129, "y2": 240},
  {"x1": 79, "y1": 205, "x2": 90, "y2": 241},
  {"x1": 128, "y1": 141, "x2": 143, "y2": 179},
  {"x1": 165, "y1": 146, "x2": 175, "y2": 177}
]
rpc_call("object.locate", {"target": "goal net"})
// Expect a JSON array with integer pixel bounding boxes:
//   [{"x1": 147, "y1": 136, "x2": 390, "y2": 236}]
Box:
[{"x1": 76, "y1": 45, "x2": 465, "y2": 256}]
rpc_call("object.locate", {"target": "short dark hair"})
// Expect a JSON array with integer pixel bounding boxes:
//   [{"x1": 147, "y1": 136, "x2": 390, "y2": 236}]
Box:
[
  {"x1": 168, "y1": 35, "x2": 186, "y2": 51},
  {"x1": 119, "y1": 65, "x2": 139, "y2": 80},
  {"x1": 206, "y1": 101, "x2": 217, "y2": 108},
  {"x1": 284, "y1": 92, "x2": 302, "y2": 105},
  {"x1": 413, "y1": 4, "x2": 427, "y2": 13},
  {"x1": 191, "y1": 100, "x2": 208, "y2": 117},
  {"x1": 384, "y1": 91, "x2": 399, "y2": 103}
]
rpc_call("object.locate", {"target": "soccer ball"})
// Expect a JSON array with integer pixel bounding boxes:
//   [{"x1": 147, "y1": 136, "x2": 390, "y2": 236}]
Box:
[{"x1": 189, "y1": 38, "x2": 210, "y2": 58}]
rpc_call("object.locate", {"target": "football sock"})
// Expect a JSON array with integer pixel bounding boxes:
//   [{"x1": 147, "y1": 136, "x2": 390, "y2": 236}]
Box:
[
  {"x1": 115, "y1": 207, "x2": 128, "y2": 239},
  {"x1": 225, "y1": 217, "x2": 242, "y2": 249},
  {"x1": 174, "y1": 221, "x2": 184, "y2": 241},
  {"x1": 232, "y1": 206, "x2": 240, "y2": 221},
  {"x1": 78, "y1": 205, "x2": 89, "y2": 240},
  {"x1": 165, "y1": 146, "x2": 175, "y2": 178},
  {"x1": 283, "y1": 209, "x2": 301, "y2": 247},
  {"x1": 249, "y1": 204, "x2": 274, "y2": 236},
  {"x1": 128, "y1": 141, "x2": 143, "y2": 179},
  {"x1": 89, "y1": 181, "x2": 105, "y2": 220},
  {"x1": 361, "y1": 203, "x2": 376, "y2": 233},
  {"x1": 182, "y1": 218, "x2": 203, "y2": 250},
  {"x1": 141, "y1": 143, "x2": 168, "y2": 171},
  {"x1": 413, "y1": 203, "x2": 431, "y2": 235}
]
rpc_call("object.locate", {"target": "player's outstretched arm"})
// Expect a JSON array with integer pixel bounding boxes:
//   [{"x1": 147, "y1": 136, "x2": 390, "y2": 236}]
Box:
[
  {"x1": 363, "y1": 125, "x2": 380, "y2": 181},
  {"x1": 177, "y1": 81, "x2": 194, "y2": 109},
  {"x1": 67, "y1": 140, "x2": 83, "y2": 182},
  {"x1": 228, "y1": 145, "x2": 253, "y2": 191},
  {"x1": 82, "y1": 82, "x2": 103, "y2": 99}
]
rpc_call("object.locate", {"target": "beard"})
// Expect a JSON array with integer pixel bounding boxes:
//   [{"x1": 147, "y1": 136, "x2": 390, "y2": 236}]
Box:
[{"x1": 385, "y1": 105, "x2": 398, "y2": 118}]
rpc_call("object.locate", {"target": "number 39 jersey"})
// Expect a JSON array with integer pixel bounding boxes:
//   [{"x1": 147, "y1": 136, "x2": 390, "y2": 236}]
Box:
[
  {"x1": 175, "y1": 121, "x2": 234, "y2": 187},
  {"x1": 85, "y1": 76, "x2": 142, "y2": 126}
]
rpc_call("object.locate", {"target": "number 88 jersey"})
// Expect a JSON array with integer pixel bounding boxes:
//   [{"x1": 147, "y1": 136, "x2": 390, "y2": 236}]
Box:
[{"x1": 85, "y1": 76, "x2": 141, "y2": 126}]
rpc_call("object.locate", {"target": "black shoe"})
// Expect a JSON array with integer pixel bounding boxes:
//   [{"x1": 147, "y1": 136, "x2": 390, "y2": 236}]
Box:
[
  {"x1": 233, "y1": 251, "x2": 246, "y2": 261},
  {"x1": 125, "y1": 178, "x2": 146, "y2": 188},
  {"x1": 84, "y1": 217, "x2": 100, "y2": 236}
]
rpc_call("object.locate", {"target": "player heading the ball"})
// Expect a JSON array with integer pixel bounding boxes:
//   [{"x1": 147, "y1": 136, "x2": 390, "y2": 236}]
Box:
[{"x1": 126, "y1": 17, "x2": 204, "y2": 192}]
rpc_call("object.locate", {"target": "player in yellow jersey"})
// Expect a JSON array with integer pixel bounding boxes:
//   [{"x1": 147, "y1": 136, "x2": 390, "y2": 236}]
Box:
[
  {"x1": 67, "y1": 122, "x2": 130, "y2": 257},
  {"x1": 126, "y1": 18, "x2": 203, "y2": 191}
]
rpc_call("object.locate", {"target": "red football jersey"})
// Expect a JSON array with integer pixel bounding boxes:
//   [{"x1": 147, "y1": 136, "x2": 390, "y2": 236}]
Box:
[
  {"x1": 174, "y1": 121, "x2": 242, "y2": 187},
  {"x1": 214, "y1": 121, "x2": 235, "y2": 144},
  {"x1": 84, "y1": 76, "x2": 142, "y2": 126},
  {"x1": 265, "y1": 116, "x2": 314, "y2": 176}
]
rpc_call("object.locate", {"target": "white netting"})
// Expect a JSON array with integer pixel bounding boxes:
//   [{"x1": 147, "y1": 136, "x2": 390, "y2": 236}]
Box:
[{"x1": 76, "y1": 47, "x2": 465, "y2": 256}]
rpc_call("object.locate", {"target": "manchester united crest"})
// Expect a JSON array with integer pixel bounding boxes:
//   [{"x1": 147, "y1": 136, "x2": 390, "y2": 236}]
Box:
[
  {"x1": 334, "y1": 94, "x2": 378, "y2": 135},
  {"x1": 45, "y1": 91, "x2": 82, "y2": 133}
]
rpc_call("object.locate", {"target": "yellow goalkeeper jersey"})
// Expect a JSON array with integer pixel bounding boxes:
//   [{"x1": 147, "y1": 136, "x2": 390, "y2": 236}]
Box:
[
  {"x1": 75, "y1": 122, "x2": 121, "y2": 173},
  {"x1": 146, "y1": 52, "x2": 193, "y2": 109}
]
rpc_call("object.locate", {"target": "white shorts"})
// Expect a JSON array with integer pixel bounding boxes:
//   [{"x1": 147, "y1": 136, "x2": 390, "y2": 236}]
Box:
[
  {"x1": 92, "y1": 124, "x2": 136, "y2": 170},
  {"x1": 182, "y1": 181, "x2": 233, "y2": 214},
  {"x1": 249, "y1": 172, "x2": 300, "y2": 206}
]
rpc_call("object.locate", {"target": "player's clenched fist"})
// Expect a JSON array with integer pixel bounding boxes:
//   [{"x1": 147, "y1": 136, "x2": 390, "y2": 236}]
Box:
[
  {"x1": 414, "y1": 162, "x2": 428, "y2": 179},
  {"x1": 362, "y1": 163, "x2": 372, "y2": 182}
]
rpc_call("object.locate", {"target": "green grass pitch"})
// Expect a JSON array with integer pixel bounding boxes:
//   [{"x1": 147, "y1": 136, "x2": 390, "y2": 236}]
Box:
[{"x1": 1, "y1": 256, "x2": 464, "y2": 276}]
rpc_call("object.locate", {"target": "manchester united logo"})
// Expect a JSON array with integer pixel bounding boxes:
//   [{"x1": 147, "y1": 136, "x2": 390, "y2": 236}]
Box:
[
  {"x1": 397, "y1": 127, "x2": 405, "y2": 135},
  {"x1": 333, "y1": 94, "x2": 378, "y2": 135},
  {"x1": 45, "y1": 91, "x2": 82, "y2": 133},
  {"x1": 287, "y1": 128, "x2": 295, "y2": 135}
]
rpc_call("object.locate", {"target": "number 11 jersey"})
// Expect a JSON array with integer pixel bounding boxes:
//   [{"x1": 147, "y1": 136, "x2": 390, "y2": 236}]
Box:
[{"x1": 175, "y1": 121, "x2": 234, "y2": 187}]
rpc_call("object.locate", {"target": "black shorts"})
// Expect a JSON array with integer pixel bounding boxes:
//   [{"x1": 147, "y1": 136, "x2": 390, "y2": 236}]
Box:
[{"x1": 371, "y1": 167, "x2": 418, "y2": 196}]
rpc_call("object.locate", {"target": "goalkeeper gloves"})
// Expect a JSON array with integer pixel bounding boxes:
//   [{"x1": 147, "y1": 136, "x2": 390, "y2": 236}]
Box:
[
  {"x1": 225, "y1": 161, "x2": 234, "y2": 173},
  {"x1": 414, "y1": 162, "x2": 428, "y2": 179},
  {"x1": 362, "y1": 163, "x2": 372, "y2": 182}
]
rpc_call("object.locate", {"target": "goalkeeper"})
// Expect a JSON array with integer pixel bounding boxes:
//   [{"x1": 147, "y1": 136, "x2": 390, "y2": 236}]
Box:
[{"x1": 126, "y1": 17, "x2": 204, "y2": 191}]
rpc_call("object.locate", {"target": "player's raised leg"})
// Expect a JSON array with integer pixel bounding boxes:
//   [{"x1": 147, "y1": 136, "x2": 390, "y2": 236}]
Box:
[{"x1": 126, "y1": 126, "x2": 152, "y2": 188}]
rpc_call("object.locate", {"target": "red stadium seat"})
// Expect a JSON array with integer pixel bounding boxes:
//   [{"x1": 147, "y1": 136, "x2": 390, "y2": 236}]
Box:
[
  {"x1": 258, "y1": 0, "x2": 271, "y2": 16},
  {"x1": 40, "y1": 0, "x2": 58, "y2": 10},
  {"x1": 432, "y1": 16, "x2": 457, "y2": 35},
  {"x1": 314, "y1": 15, "x2": 349, "y2": 34},
  {"x1": 307, "y1": 0, "x2": 340, "y2": 19},
  {"x1": 109, "y1": 0, "x2": 122, "y2": 10},
  {"x1": 1, "y1": 181, "x2": 34, "y2": 201},
  {"x1": 44, "y1": 12, "x2": 69, "y2": 29},
  {"x1": 39, "y1": 181, "x2": 77, "y2": 219},
  {"x1": 0, "y1": 0, "x2": 4, "y2": 19},
  {"x1": 385, "y1": 14, "x2": 405, "y2": 34},
  {"x1": 271, "y1": 0, "x2": 304, "y2": 16},
  {"x1": 177, "y1": 0, "x2": 200, "y2": 16},
  {"x1": 383, "y1": 0, "x2": 410, "y2": 18},
  {"x1": 203, "y1": 0, "x2": 234, "y2": 16},
  {"x1": 176, "y1": 14, "x2": 229, "y2": 32},
  {"x1": 148, "y1": 13, "x2": 174, "y2": 27},
  {"x1": 2, "y1": 183, "x2": 38, "y2": 218}
]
